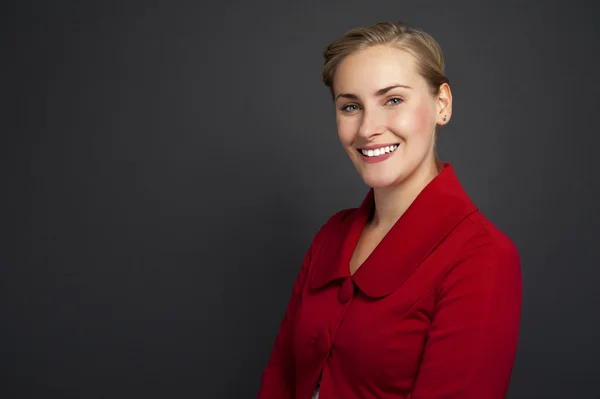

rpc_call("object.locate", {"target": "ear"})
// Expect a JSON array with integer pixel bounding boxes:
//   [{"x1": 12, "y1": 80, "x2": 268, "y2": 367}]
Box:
[{"x1": 436, "y1": 83, "x2": 452, "y2": 126}]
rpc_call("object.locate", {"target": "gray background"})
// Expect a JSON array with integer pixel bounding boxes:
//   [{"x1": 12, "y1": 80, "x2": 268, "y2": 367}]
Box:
[{"x1": 3, "y1": 0, "x2": 599, "y2": 398}]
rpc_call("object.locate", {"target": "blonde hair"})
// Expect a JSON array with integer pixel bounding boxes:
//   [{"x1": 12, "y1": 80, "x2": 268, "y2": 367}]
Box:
[
  {"x1": 322, "y1": 21, "x2": 449, "y2": 97},
  {"x1": 322, "y1": 21, "x2": 449, "y2": 161}
]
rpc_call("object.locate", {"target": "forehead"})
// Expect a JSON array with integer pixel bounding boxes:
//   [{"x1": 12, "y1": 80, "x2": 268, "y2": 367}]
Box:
[{"x1": 333, "y1": 45, "x2": 424, "y2": 94}]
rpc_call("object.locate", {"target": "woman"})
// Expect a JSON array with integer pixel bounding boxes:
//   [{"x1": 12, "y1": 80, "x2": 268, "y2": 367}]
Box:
[{"x1": 257, "y1": 21, "x2": 522, "y2": 399}]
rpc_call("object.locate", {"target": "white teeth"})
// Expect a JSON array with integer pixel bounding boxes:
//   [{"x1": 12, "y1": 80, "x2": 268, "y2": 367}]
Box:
[{"x1": 361, "y1": 144, "x2": 399, "y2": 157}]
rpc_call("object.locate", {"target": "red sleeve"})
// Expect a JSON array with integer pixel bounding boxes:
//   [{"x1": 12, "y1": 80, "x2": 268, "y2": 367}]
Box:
[
  {"x1": 256, "y1": 240, "x2": 313, "y2": 399},
  {"x1": 257, "y1": 210, "x2": 351, "y2": 398},
  {"x1": 411, "y1": 234, "x2": 523, "y2": 399}
]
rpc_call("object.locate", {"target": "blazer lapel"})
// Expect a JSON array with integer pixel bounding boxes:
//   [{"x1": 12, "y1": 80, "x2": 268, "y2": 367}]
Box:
[{"x1": 310, "y1": 164, "x2": 478, "y2": 298}]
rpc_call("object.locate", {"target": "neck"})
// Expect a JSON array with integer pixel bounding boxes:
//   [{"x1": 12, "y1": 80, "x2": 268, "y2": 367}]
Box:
[{"x1": 370, "y1": 160, "x2": 441, "y2": 230}]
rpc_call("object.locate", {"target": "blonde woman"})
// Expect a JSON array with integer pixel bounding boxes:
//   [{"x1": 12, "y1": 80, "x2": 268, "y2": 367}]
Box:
[{"x1": 258, "y1": 21, "x2": 522, "y2": 399}]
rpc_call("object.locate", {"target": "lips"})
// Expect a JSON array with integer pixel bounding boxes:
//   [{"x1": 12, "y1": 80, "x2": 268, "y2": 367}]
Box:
[
  {"x1": 356, "y1": 143, "x2": 400, "y2": 164},
  {"x1": 357, "y1": 144, "x2": 400, "y2": 158}
]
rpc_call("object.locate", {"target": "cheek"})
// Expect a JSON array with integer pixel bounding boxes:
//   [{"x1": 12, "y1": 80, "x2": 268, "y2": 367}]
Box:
[
  {"x1": 413, "y1": 100, "x2": 436, "y2": 138},
  {"x1": 336, "y1": 117, "x2": 356, "y2": 146},
  {"x1": 391, "y1": 100, "x2": 434, "y2": 137}
]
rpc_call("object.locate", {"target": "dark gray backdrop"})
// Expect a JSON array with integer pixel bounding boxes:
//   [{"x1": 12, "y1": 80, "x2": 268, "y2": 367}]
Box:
[{"x1": 3, "y1": 1, "x2": 599, "y2": 398}]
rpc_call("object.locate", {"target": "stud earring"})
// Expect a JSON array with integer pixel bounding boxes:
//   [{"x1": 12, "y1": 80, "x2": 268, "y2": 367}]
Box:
[{"x1": 443, "y1": 115, "x2": 447, "y2": 122}]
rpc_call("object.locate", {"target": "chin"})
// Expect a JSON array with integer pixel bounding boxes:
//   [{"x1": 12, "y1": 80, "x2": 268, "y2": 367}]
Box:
[{"x1": 360, "y1": 171, "x2": 405, "y2": 189}]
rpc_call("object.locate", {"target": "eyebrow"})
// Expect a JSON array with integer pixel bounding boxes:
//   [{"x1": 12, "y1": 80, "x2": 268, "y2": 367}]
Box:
[{"x1": 335, "y1": 84, "x2": 412, "y2": 101}]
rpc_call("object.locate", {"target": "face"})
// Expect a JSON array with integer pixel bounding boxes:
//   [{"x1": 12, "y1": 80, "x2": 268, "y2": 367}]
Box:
[{"x1": 333, "y1": 44, "x2": 451, "y2": 189}]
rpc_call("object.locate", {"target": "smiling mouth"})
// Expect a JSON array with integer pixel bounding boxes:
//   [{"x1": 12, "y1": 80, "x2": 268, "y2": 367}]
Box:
[{"x1": 357, "y1": 144, "x2": 399, "y2": 157}]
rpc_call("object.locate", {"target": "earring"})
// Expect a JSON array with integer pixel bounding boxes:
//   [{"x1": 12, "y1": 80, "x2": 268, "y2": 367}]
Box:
[{"x1": 443, "y1": 115, "x2": 447, "y2": 122}]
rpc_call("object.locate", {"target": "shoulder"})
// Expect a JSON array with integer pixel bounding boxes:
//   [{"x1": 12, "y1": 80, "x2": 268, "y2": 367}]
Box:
[
  {"x1": 325, "y1": 207, "x2": 356, "y2": 226},
  {"x1": 308, "y1": 207, "x2": 357, "y2": 251},
  {"x1": 318, "y1": 207, "x2": 356, "y2": 234},
  {"x1": 442, "y1": 212, "x2": 522, "y2": 291},
  {"x1": 463, "y1": 212, "x2": 520, "y2": 263}
]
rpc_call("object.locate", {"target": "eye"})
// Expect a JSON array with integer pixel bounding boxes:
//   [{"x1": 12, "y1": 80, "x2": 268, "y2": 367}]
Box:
[
  {"x1": 339, "y1": 104, "x2": 360, "y2": 112},
  {"x1": 386, "y1": 97, "x2": 403, "y2": 106}
]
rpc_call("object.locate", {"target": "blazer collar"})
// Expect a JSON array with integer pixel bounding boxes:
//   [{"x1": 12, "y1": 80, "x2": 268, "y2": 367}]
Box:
[{"x1": 310, "y1": 163, "x2": 478, "y2": 298}]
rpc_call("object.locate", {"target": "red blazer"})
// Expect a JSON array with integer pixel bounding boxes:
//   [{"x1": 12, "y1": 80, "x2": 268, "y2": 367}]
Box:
[{"x1": 257, "y1": 164, "x2": 522, "y2": 399}]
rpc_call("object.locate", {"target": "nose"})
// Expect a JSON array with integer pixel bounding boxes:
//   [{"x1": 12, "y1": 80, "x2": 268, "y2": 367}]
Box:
[{"x1": 357, "y1": 108, "x2": 384, "y2": 139}]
